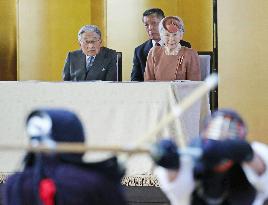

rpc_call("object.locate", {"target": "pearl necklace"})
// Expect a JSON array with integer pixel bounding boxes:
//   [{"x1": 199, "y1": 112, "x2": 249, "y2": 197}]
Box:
[{"x1": 164, "y1": 43, "x2": 181, "y2": 55}]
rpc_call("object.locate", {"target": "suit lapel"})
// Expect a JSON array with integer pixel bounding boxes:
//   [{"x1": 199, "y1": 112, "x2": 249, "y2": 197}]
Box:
[
  {"x1": 79, "y1": 50, "x2": 87, "y2": 80},
  {"x1": 80, "y1": 50, "x2": 87, "y2": 70},
  {"x1": 144, "y1": 40, "x2": 153, "y2": 57},
  {"x1": 91, "y1": 48, "x2": 105, "y2": 72},
  {"x1": 85, "y1": 48, "x2": 107, "y2": 80},
  {"x1": 76, "y1": 50, "x2": 87, "y2": 80},
  {"x1": 141, "y1": 40, "x2": 153, "y2": 73}
]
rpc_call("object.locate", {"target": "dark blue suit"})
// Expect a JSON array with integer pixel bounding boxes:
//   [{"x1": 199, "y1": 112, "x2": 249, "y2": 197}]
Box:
[{"x1": 131, "y1": 39, "x2": 191, "y2": 81}]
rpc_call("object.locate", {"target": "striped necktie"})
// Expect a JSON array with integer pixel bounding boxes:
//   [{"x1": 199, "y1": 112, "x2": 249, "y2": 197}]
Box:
[{"x1": 86, "y1": 56, "x2": 94, "y2": 72}]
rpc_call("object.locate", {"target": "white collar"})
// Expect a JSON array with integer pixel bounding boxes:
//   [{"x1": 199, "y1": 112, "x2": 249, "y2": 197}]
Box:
[
  {"x1": 86, "y1": 55, "x2": 95, "y2": 60},
  {"x1": 152, "y1": 40, "x2": 163, "y2": 47}
]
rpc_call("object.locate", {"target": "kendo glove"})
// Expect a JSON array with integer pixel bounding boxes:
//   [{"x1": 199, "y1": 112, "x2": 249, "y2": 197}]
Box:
[
  {"x1": 150, "y1": 139, "x2": 180, "y2": 170},
  {"x1": 202, "y1": 138, "x2": 254, "y2": 169}
]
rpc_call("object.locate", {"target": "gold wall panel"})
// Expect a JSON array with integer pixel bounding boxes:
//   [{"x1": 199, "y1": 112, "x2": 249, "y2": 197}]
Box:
[
  {"x1": 179, "y1": 0, "x2": 213, "y2": 51},
  {"x1": 18, "y1": 0, "x2": 92, "y2": 81},
  {"x1": 218, "y1": 0, "x2": 268, "y2": 141},
  {"x1": 0, "y1": 0, "x2": 17, "y2": 80},
  {"x1": 91, "y1": 0, "x2": 106, "y2": 46}
]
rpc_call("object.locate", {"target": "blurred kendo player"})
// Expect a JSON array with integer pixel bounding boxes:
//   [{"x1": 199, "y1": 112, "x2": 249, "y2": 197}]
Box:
[
  {"x1": 150, "y1": 109, "x2": 268, "y2": 205},
  {"x1": 130, "y1": 8, "x2": 191, "y2": 81},
  {"x1": 3, "y1": 108, "x2": 127, "y2": 205}
]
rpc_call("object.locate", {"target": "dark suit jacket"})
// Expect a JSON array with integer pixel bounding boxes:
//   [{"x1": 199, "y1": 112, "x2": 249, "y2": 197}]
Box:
[
  {"x1": 130, "y1": 39, "x2": 191, "y2": 81},
  {"x1": 63, "y1": 47, "x2": 117, "y2": 81}
]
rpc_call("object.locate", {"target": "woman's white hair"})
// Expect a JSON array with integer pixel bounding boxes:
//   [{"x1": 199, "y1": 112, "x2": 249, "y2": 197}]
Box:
[{"x1": 159, "y1": 16, "x2": 185, "y2": 37}]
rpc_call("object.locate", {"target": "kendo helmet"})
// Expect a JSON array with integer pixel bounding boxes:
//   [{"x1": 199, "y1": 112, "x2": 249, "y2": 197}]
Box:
[
  {"x1": 201, "y1": 109, "x2": 247, "y2": 140},
  {"x1": 26, "y1": 108, "x2": 85, "y2": 162}
]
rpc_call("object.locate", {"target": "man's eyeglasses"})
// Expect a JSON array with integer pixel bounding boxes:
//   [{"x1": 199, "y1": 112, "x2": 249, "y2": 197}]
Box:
[{"x1": 80, "y1": 39, "x2": 100, "y2": 45}]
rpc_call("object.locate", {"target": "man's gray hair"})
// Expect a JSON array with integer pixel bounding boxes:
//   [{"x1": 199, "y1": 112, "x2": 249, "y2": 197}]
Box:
[{"x1": 78, "y1": 25, "x2": 102, "y2": 41}]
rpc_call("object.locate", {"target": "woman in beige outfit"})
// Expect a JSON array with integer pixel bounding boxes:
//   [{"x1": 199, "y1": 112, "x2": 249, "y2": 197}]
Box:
[{"x1": 144, "y1": 16, "x2": 201, "y2": 81}]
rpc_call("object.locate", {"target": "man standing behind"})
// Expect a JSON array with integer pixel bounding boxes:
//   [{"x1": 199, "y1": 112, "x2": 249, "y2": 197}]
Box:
[
  {"x1": 131, "y1": 8, "x2": 191, "y2": 81},
  {"x1": 63, "y1": 25, "x2": 117, "y2": 81}
]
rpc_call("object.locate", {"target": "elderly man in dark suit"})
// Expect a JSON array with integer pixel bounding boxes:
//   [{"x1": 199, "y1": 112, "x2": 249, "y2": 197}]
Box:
[
  {"x1": 63, "y1": 25, "x2": 117, "y2": 81},
  {"x1": 131, "y1": 8, "x2": 191, "y2": 81}
]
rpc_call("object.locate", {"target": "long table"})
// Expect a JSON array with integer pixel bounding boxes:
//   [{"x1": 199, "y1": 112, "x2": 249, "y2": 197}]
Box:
[{"x1": 0, "y1": 81, "x2": 210, "y2": 183}]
